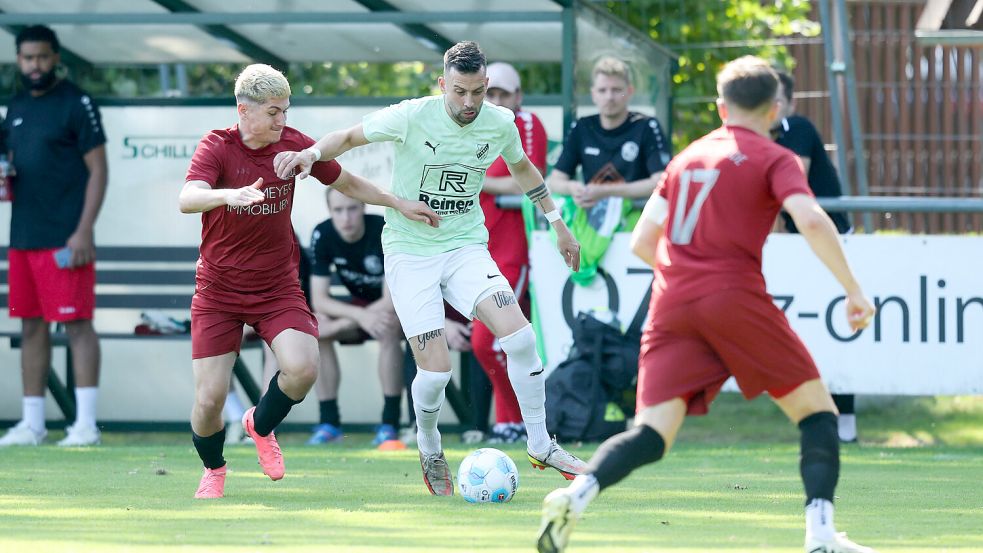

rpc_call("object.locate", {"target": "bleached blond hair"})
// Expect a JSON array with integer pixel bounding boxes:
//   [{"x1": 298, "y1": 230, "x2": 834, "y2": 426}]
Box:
[
  {"x1": 234, "y1": 64, "x2": 290, "y2": 103},
  {"x1": 592, "y1": 56, "x2": 632, "y2": 86}
]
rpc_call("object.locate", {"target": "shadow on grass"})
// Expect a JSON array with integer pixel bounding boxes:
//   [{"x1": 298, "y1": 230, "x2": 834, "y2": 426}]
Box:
[{"x1": 1, "y1": 441, "x2": 981, "y2": 551}]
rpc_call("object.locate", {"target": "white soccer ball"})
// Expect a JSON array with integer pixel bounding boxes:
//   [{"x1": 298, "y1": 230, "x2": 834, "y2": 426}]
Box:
[{"x1": 457, "y1": 447, "x2": 519, "y2": 503}]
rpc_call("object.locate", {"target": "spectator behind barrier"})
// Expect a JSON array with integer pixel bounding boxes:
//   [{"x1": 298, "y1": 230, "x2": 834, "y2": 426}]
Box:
[{"x1": 548, "y1": 56, "x2": 672, "y2": 285}]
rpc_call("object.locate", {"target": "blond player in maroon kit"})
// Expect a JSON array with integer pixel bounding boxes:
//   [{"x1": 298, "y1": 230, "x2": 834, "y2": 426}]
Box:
[
  {"x1": 537, "y1": 57, "x2": 879, "y2": 553},
  {"x1": 179, "y1": 64, "x2": 438, "y2": 499}
]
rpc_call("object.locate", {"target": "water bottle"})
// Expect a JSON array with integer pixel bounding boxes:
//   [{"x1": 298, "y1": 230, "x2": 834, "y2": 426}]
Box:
[{"x1": 0, "y1": 154, "x2": 12, "y2": 202}]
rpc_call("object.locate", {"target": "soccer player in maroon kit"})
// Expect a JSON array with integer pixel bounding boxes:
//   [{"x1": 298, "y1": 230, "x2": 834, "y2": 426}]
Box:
[
  {"x1": 537, "y1": 57, "x2": 878, "y2": 553},
  {"x1": 179, "y1": 64, "x2": 438, "y2": 499}
]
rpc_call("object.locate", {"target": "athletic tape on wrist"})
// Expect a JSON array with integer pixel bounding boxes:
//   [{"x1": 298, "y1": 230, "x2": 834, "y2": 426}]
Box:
[
  {"x1": 305, "y1": 146, "x2": 322, "y2": 162},
  {"x1": 544, "y1": 209, "x2": 561, "y2": 224}
]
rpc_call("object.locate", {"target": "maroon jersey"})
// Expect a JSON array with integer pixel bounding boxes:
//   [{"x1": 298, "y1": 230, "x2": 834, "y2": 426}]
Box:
[
  {"x1": 479, "y1": 110, "x2": 547, "y2": 268},
  {"x1": 652, "y1": 125, "x2": 812, "y2": 309},
  {"x1": 185, "y1": 125, "x2": 342, "y2": 293}
]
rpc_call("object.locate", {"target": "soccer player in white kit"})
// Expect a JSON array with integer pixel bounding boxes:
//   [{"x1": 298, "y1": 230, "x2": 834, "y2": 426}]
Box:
[{"x1": 274, "y1": 41, "x2": 587, "y2": 496}]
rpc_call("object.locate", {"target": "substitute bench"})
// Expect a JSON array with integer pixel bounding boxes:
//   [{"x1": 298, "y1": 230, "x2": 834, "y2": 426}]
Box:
[{"x1": 0, "y1": 245, "x2": 475, "y2": 425}]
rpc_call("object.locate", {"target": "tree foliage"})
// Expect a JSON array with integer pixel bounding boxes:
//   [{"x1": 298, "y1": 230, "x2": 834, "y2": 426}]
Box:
[
  {"x1": 0, "y1": 59, "x2": 560, "y2": 101},
  {"x1": 597, "y1": 0, "x2": 818, "y2": 149},
  {"x1": 0, "y1": 1, "x2": 816, "y2": 150}
]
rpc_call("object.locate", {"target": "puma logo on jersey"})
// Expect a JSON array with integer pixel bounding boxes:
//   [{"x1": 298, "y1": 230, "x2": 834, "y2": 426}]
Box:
[{"x1": 425, "y1": 140, "x2": 440, "y2": 155}]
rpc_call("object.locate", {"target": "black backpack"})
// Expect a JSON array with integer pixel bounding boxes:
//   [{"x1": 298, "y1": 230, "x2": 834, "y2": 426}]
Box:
[{"x1": 545, "y1": 311, "x2": 641, "y2": 442}]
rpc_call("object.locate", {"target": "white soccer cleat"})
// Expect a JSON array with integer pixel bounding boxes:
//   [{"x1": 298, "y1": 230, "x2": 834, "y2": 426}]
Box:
[
  {"x1": 537, "y1": 488, "x2": 580, "y2": 553},
  {"x1": 528, "y1": 439, "x2": 587, "y2": 480},
  {"x1": 806, "y1": 532, "x2": 878, "y2": 553},
  {"x1": 0, "y1": 420, "x2": 46, "y2": 446},
  {"x1": 57, "y1": 423, "x2": 101, "y2": 447}
]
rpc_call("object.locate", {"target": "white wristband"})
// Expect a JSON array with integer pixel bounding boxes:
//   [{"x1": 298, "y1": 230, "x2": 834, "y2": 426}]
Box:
[
  {"x1": 304, "y1": 146, "x2": 322, "y2": 162},
  {"x1": 543, "y1": 209, "x2": 561, "y2": 224}
]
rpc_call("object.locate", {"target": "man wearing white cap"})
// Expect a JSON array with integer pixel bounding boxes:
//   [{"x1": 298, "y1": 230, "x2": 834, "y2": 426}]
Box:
[{"x1": 471, "y1": 62, "x2": 548, "y2": 444}]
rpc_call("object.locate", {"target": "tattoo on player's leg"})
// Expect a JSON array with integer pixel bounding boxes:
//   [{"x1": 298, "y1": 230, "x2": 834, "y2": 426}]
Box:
[
  {"x1": 492, "y1": 291, "x2": 517, "y2": 309},
  {"x1": 416, "y1": 329, "x2": 443, "y2": 351}
]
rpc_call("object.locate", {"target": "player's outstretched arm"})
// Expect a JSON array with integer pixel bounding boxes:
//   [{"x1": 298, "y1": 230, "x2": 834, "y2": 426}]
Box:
[
  {"x1": 273, "y1": 124, "x2": 370, "y2": 180},
  {"x1": 178, "y1": 178, "x2": 265, "y2": 214},
  {"x1": 783, "y1": 193, "x2": 875, "y2": 330},
  {"x1": 630, "y1": 193, "x2": 668, "y2": 268},
  {"x1": 331, "y1": 169, "x2": 440, "y2": 228},
  {"x1": 507, "y1": 156, "x2": 581, "y2": 272}
]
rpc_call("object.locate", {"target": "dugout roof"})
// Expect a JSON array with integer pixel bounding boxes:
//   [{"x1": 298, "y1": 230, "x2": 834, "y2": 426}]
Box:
[
  {"x1": 917, "y1": 0, "x2": 983, "y2": 44},
  {"x1": 0, "y1": 0, "x2": 676, "y2": 127}
]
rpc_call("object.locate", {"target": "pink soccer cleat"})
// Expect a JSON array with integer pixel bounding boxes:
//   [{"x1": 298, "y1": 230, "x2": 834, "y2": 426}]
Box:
[
  {"x1": 194, "y1": 465, "x2": 227, "y2": 499},
  {"x1": 242, "y1": 407, "x2": 285, "y2": 481}
]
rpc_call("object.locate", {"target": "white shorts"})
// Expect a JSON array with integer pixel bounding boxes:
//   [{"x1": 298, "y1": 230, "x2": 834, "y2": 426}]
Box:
[{"x1": 385, "y1": 245, "x2": 513, "y2": 338}]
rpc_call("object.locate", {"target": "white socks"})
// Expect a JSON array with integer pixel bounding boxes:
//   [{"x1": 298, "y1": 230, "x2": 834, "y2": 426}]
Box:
[
  {"x1": 23, "y1": 396, "x2": 45, "y2": 433},
  {"x1": 23, "y1": 389, "x2": 98, "y2": 434},
  {"x1": 566, "y1": 474, "x2": 600, "y2": 514},
  {"x1": 499, "y1": 324, "x2": 551, "y2": 454},
  {"x1": 74, "y1": 387, "x2": 99, "y2": 429},
  {"x1": 411, "y1": 368, "x2": 452, "y2": 456},
  {"x1": 837, "y1": 414, "x2": 857, "y2": 442},
  {"x1": 805, "y1": 498, "x2": 836, "y2": 542},
  {"x1": 224, "y1": 390, "x2": 247, "y2": 422}
]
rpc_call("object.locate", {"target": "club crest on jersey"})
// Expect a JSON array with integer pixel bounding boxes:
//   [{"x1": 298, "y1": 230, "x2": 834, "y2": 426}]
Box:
[
  {"x1": 476, "y1": 143, "x2": 490, "y2": 160},
  {"x1": 364, "y1": 255, "x2": 383, "y2": 275},
  {"x1": 621, "y1": 141, "x2": 639, "y2": 162}
]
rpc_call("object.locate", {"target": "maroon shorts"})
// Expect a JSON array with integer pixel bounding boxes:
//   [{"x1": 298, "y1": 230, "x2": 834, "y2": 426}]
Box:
[
  {"x1": 7, "y1": 248, "x2": 95, "y2": 322},
  {"x1": 191, "y1": 279, "x2": 317, "y2": 359},
  {"x1": 637, "y1": 287, "x2": 820, "y2": 416}
]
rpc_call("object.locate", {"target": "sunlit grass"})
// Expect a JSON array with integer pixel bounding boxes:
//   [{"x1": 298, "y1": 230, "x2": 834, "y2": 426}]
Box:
[{"x1": 1, "y1": 395, "x2": 981, "y2": 552}]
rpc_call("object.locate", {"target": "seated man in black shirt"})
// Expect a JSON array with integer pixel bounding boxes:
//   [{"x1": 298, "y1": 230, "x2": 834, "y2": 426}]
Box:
[
  {"x1": 307, "y1": 188, "x2": 405, "y2": 447},
  {"x1": 774, "y1": 70, "x2": 858, "y2": 443}
]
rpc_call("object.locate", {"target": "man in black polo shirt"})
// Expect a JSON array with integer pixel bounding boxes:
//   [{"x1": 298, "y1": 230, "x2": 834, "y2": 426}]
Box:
[
  {"x1": 0, "y1": 25, "x2": 108, "y2": 448},
  {"x1": 549, "y1": 56, "x2": 671, "y2": 282},
  {"x1": 774, "y1": 70, "x2": 858, "y2": 443}
]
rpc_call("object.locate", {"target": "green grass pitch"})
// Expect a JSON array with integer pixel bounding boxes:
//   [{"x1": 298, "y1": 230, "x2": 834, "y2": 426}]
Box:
[{"x1": 1, "y1": 395, "x2": 981, "y2": 552}]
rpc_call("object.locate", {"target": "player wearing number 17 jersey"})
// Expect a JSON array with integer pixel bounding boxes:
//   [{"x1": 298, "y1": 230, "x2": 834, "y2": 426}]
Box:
[{"x1": 537, "y1": 56, "x2": 879, "y2": 553}]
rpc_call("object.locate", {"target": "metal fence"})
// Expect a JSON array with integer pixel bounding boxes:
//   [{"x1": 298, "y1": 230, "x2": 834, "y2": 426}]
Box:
[
  {"x1": 788, "y1": 0, "x2": 983, "y2": 233},
  {"x1": 593, "y1": 0, "x2": 982, "y2": 234}
]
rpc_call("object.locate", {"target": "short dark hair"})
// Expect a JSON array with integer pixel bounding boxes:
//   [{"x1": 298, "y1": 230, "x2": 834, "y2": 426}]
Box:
[
  {"x1": 716, "y1": 56, "x2": 779, "y2": 112},
  {"x1": 443, "y1": 41, "x2": 486, "y2": 74},
  {"x1": 16, "y1": 25, "x2": 60, "y2": 54},
  {"x1": 775, "y1": 70, "x2": 795, "y2": 102}
]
